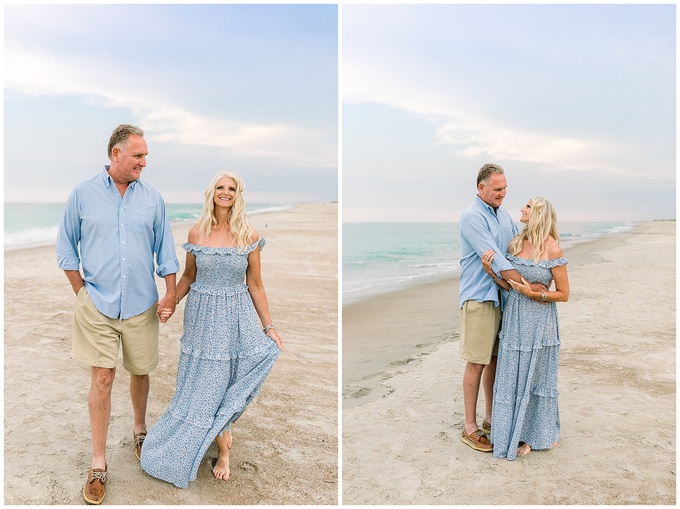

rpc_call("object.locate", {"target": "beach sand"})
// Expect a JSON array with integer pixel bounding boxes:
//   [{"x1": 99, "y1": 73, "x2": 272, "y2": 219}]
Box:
[
  {"x1": 4, "y1": 203, "x2": 338, "y2": 505},
  {"x1": 342, "y1": 220, "x2": 676, "y2": 504}
]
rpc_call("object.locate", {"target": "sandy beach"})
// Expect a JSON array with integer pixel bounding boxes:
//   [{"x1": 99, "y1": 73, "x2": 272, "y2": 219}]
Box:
[
  {"x1": 342, "y1": 220, "x2": 676, "y2": 504},
  {"x1": 4, "y1": 203, "x2": 338, "y2": 505}
]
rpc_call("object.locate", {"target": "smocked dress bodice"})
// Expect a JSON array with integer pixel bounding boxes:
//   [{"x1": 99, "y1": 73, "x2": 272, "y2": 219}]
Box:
[{"x1": 186, "y1": 237, "x2": 265, "y2": 291}]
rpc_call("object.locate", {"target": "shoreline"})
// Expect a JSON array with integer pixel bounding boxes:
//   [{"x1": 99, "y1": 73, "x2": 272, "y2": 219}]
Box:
[
  {"x1": 342, "y1": 220, "x2": 676, "y2": 504},
  {"x1": 3, "y1": 202, "x2": 330, "y2": 253},
  {"x1": 5, "y1": 202, "x2": 339, "y2": 505},
  {"x1": 342, "y1": 223, "x2": 647, "y2": 408},
  {"x1": 342, "y1": 221, "x2": 643, "y2": 307}
]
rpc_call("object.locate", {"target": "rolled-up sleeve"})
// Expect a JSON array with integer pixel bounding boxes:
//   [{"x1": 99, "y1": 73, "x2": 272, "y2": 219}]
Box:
[
  {"x1": 56, "y1": 188, "x2": 82, "y2": 271},
  {"x1": 153, "y1": 199, "x2": 180, "y2": 277}
]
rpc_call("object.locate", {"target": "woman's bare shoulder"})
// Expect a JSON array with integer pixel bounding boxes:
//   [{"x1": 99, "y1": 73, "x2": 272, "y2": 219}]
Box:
[
  {"x1": 187, "y1": 224, "x2": 202, "y2": 244},
  {"x1": 547, "y1": 236, "x2": 563, "y2": 259}
]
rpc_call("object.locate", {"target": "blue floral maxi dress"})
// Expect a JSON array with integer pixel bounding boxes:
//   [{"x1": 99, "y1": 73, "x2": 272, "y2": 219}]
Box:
[
  {"x1": 490, "y1": 255, "x2": 568, "y2": 460},
  {"x1": 141, "y1": 239, "x2": 280, "y2": 488}
]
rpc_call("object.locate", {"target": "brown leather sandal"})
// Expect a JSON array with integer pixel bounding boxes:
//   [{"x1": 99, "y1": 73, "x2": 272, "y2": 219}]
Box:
[
  {"x1": 134, "y1": 431, "x2": 147, "y2": 461},
  {"x1": 482, "y1": 419, "x2": 491, "y2": 435},
  {"x1": 461, "y1": 429, "x2": 492, "y2": 452},
  {"x1": 83, "y1": 465, "x2": 108, "y2": 505}
]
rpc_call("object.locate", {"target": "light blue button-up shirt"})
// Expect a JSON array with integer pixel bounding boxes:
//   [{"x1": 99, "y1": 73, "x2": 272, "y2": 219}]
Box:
[
  {"x1": 459, "y1": 196, "x2": 519, "y2": 309},
  {"x1": 57, "y1": 166, "x2": 180, "y2": 320}
]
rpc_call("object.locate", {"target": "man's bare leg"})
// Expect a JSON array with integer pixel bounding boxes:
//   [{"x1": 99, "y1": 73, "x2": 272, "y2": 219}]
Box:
[
  {"x1": 130, "y1": 373, "x2": 149, "y2": 436},
  {"x1": 89, "y1": 367, "x2": 116, "y2": 470},
  {"x1": 482, "y1": 355, "x2": 497, "y2": 424},
  {"x1": 463, "y1": 362, "x2": 485, "y2": 434}
]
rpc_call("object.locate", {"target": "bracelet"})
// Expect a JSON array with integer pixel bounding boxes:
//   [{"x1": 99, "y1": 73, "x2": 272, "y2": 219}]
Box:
[
  {"x1": 263, "y1": 323, "x2": 275, "y2": 333},
  {"x1": 540, "y1": 292, "x2": 547, "y2": 302}
]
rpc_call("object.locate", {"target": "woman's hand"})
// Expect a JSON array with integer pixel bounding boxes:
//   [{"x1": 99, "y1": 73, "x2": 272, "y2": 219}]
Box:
[
  {"x1": 267, "y1": 328, "x2": 284, "y2": 351},
  {"x1": 481, "y1": 250, "x2": 495, "y2": 273},
  {"x1": 157, "y1": 306, "x2": 173, "y2": 323},
  {"x1": 507, "y1": 276, "x2": 534, "y2": 297}
]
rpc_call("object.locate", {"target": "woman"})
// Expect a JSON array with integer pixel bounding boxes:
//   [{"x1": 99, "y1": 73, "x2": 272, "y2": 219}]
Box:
[
  {"x1": 141, "y1": 171, "x2": 284, "y2": 488},
  {"x1": 481, "y1": 197, "x2": 569, "y2": 460}
]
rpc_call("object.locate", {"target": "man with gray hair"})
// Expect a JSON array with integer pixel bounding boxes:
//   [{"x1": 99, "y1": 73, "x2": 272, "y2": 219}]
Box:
[
  {"x1": 57, "y1": 124, "x2": 179, "y2": 503},
  {"x1": 458, "y1": 163, "x2": 523, "y2": 452}
]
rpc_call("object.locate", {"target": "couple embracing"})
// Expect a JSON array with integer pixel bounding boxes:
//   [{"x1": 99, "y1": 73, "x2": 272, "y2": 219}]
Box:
[
  {"x1": 458, "y1": 163, "x2": 570, "y2": 460},
  {"x1": 56, "y1": 125, "x2": 284, "y2": 504}
]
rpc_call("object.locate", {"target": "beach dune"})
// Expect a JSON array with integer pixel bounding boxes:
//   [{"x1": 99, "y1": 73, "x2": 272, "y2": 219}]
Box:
[
  {"x1": 342, "y1": 221, "x2": 675, "y2": 505},
  {"x1": 4, "y1": 203, "x2": 338, "y2": 505}
]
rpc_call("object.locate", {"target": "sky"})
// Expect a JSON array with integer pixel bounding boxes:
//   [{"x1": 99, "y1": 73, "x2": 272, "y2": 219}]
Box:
[
  {"x1": 4, "y1": 4, "x2": 338, "y2": 205},
  {"x1": 342, "y1": 4, "x2": 676, "y2": 222}
]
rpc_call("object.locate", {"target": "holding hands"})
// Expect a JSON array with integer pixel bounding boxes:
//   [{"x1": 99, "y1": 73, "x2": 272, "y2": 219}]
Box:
[
  {"x1": 156, "y1": 291, "x2": 177, "y2": 323},
  {"x1": 157, "y1": 306, "x2": 173, "y2": 323}
]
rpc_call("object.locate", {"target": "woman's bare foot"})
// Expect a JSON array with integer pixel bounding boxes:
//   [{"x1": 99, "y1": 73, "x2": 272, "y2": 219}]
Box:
[
  {"x1": 517, "y1": 441, "x2": 558, "y2": 457},
  {"x1": 517, "y1": 442, "x2": 532, "y2": 456},
  {"x1": 213, "y1": 431, "x2": 232, "y2": 480}
]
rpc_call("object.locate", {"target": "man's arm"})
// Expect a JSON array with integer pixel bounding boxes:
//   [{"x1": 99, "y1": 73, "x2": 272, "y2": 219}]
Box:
[
  {"x1": 63, "y1": 270, "x2": 85, "y2": 295},
  {"x1": 459, "y1": 214, "x2": 509, "y2": 267},
  {"x1": 500, "y1": 268, "x2": 548, "y2": 292},
  {"x1": 460, "y1": 213, "x2": 546, "y2": 292},
  {"x1": 157, "y1": 273, "x2": 177, "y2": 323}
]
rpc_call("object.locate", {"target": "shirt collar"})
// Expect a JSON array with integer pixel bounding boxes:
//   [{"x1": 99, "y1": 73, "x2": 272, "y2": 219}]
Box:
[
  {"x1": 102, "y1": 165, "x2": 138, "y2": 190},
  {"x1": 475, "y1": 195, "x2": 498, "y2": 215}
]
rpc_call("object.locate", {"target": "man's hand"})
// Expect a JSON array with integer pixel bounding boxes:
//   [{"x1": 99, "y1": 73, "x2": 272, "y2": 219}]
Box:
[{"x1": 157, "y1": 293, "x2": 176, "y2": 323}]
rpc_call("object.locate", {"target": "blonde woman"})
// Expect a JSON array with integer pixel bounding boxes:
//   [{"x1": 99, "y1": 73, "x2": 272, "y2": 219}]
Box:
[
  {"x1": 481, "y1": 197, "x2": 569, "y2": 460},
  {"x1": 141, "y1": 171, "x2": 283, "y2": 488}
]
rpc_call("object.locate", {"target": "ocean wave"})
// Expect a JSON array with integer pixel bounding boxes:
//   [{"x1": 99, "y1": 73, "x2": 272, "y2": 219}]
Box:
[{"x1": 5, "y1": 226, "x2": 59, "y2": 249}]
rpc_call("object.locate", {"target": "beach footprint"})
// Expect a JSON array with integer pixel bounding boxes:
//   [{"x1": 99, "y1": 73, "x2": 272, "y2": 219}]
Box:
[{"x1": 238, "y1": 461, "x2": 258, "y2": 472}]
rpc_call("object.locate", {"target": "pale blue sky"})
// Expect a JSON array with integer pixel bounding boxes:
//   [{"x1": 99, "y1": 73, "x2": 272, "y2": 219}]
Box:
[
  {"x1": 4, "y1": 4, "x2": 338, "y2": 204},
  {"x1": 342, "y1": 4, "x2": 675, "y2": 222}
]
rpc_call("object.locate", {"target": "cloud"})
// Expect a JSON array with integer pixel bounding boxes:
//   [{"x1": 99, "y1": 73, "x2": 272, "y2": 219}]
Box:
[
  {"x1": 343, "y1": 49, "x2": 673, "y2": 182},
  {"x1": 5, "y1": 46, "x2": 336, "y2": 169}
]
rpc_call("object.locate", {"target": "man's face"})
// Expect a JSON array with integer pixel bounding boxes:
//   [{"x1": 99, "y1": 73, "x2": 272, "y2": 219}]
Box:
[
  {"x1": 112, "y1": 134, "x2": 148, "y2": 183},
  {"x1": 478, "y1": 173, "x2": 507, "y2": 208}
]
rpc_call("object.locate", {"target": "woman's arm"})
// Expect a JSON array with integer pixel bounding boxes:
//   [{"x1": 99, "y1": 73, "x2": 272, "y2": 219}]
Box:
[
  {"x1": 246, "y1": 232, "x2": 284, "y2": 350},
  {"x1": 176, "y1": 225, "x2": 201, "y2": 304},
  {"x1": 481, "y1": 250, "x2": 511, "y2": 291},
  {"x1": 507, "y1": 243, "x2": 569, "y2": 302},
  {"x1": 175, "y1": 251, "x2": 197, "y2": 304}
]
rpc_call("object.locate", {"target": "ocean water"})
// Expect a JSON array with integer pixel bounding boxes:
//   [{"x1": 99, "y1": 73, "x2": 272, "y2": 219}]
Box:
[
  {"x1": 4, "y1": 202, "x2": 292, "y2": 250},
  {"x1": 343, "y1": 221, "x2": 635, "y2": 304}
]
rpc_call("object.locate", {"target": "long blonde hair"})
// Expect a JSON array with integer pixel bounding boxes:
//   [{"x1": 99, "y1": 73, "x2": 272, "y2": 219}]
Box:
[
  {"x1": 509, "y1": 197, "x2": 559, "y2": 261},
  {"x1": 197, "y1": 171, "x2": 254, "y2": 251}
]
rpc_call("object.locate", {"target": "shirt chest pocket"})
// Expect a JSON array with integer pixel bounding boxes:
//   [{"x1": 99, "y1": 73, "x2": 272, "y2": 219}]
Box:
[{"x1": 127, "y1": 204, "x2": 157, "y2": 235}]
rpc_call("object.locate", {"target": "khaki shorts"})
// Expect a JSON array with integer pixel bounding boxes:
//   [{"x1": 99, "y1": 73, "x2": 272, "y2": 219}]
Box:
[
  {"x1": 72, "y1": 286, "x2": 159, "y2": 375},
  {"x1": 460, "y1": 300, "x2": 501, "y2": 365}
]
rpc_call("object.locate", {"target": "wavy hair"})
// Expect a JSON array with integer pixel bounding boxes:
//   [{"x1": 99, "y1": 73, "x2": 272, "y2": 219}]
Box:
[
  {"x1": 107, "y1": 124, "x2": 144, "y2": 160},
  {"x1": 509, "y1": 197, "x2": 560, "y2": 261},
  {"x1": 197, "y1": 171, "x2": 253, "y2": 251},
  {"x1": 476, "y1": 163, "x2": 505, "y2": 188}
]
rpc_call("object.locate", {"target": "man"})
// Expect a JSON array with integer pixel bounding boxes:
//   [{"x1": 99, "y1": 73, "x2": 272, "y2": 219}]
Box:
[
  {"x1": 458, "y1": 163, "x2": 536, "y2": 452},
  {"x1": 57, "y1": 124, "x2": 180, "y2": 504}
]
